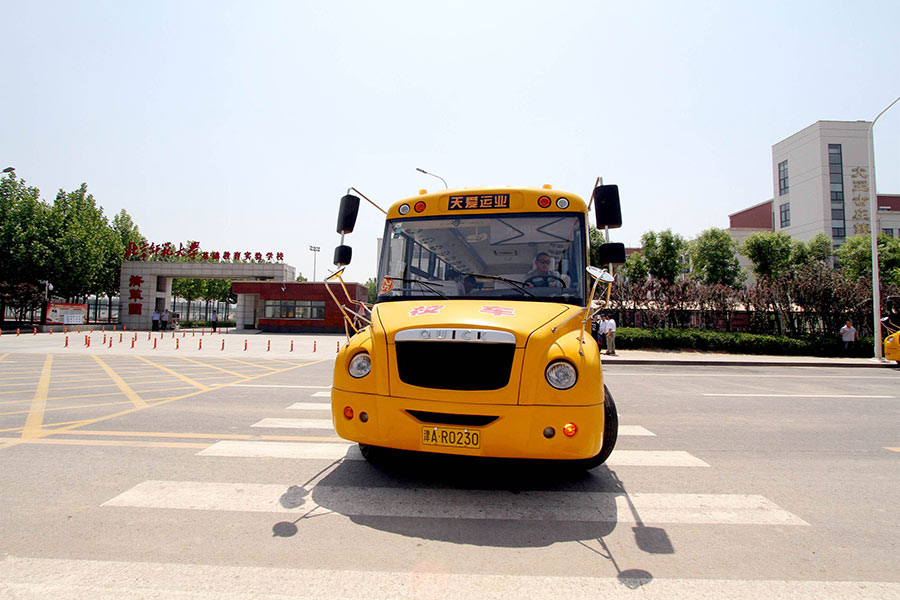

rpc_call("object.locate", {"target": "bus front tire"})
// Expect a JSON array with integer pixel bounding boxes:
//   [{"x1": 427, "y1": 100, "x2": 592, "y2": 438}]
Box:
[{"x1": 572, "y1": 385, "x2": 618, "y2": 470}]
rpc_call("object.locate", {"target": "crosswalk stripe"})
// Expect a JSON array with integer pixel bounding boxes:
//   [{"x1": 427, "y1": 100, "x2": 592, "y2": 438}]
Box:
[
  {"x1": 102, "y1": 480, "x2": 808, "y2": 525},
  {"x1": 250, "y1": 418, "x2": 335, "y2": 430},
  {"x1": 312, "y1": 391, "x2": 331, "y2": 397},
  {"x1": 618, "y1": 425, "x2": 655, "y2": 436},
  {"x1": 287, "y1": 402, "x2": 332, "y2": 411},
  {"x1": 5, "y1": 556, "x2": 895, "y2": 600},
  {"x1": 197, "y1": 440, "x2": 707, "y2": 467}
]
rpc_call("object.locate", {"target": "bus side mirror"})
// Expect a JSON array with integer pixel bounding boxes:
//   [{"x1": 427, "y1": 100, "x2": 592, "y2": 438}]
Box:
[
  {"x1": 593, "y1": 185, "x2": 622, "y2": 229},
  {"x1": 333, "y1": 245, "x2": 352, "y2": 267},
  {"x1": 337, "y1": 194, "x2": 361, "y2": 234},
  {"x1": 597, "y1": 242, "x2": 626, "y2": 265}
]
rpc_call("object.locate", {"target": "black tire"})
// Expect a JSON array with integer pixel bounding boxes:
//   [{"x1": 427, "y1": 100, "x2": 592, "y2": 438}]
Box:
[
  {"x1": 572, "y1": 385, "x2": 618, "y2": 470},
  {"x1": 358, "y1": 443, "x2": 385, "y2": 464}
]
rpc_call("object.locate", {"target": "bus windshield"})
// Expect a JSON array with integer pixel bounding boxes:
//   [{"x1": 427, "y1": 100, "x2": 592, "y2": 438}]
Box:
[{"x1": 376, "y1": 213, "x2": 587, "y2": 305}]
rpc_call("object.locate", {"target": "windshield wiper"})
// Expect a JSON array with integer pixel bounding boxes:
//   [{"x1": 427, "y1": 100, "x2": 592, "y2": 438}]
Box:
[
  {"x1": 386, "y1": 277, "x2": 448, "y2": 299},
  {"x1": 461, "y1": 272, "x2": 536, "y2": 298}
]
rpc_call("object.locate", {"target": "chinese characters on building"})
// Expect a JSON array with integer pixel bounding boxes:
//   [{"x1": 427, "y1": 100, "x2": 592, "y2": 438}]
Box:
[
  {"x1": 127, "y1": 275, "x2": 143, "y2": 315},
  {"x1": 850, "y1": 167, "x2": 871, "y2": 235},
  {"x1": 124, "y1": 241, "x2": 284, "y2": 263}
]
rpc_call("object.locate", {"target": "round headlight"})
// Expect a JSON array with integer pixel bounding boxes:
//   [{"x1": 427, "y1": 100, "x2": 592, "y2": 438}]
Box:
[
  {"x1": 348, "y1": 353, "x2": 371, "y2": 378},
  {"x1": 545, "y1": 360, "x2": 577, "y2": 390}
]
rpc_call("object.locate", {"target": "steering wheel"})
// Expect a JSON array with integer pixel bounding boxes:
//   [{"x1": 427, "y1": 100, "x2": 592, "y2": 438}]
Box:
[{"x1": 524, "y1": 274, "x2": 567, "y2": 288}]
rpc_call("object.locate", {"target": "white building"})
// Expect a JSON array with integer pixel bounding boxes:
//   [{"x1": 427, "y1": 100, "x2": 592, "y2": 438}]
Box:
[{"x1": 730, "y1": 120, "x2": 900, "y2": 249}]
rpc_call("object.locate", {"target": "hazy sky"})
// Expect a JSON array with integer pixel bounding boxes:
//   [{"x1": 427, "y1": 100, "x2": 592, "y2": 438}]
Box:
[{"x1": 4, "y1": 0, "x2": 899, "y2": 283}]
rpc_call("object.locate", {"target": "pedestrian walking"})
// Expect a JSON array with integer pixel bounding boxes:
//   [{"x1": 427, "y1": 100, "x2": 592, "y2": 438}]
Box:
[
  {"x1": 839, "y1": 320, "x2": 858, "y2": 355},
  {"x1": 151, "y1": 309, "x2": 160, "y2": 331},
  {"x1": 211, "y1": 311, "x2": 218, "y2": 332},
  {"x1": 161, "y1": 309, "x2": 169, "y2": 331},
  {"x1": 604, "y1": 314, "x2": 617, "y2": 356}
]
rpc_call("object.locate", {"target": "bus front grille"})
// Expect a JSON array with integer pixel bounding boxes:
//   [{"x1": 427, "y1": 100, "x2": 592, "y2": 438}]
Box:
[{"x1": 395, "y1": 341, "x2": 515, "y2": 390}]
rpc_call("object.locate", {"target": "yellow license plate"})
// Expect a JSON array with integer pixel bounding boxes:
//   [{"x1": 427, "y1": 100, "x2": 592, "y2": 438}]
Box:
[{"x1": 421, "y1": 426, "x2": 481, "y2": 449}]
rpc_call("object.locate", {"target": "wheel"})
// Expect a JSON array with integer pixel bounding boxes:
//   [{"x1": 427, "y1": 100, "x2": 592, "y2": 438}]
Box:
[
  {"x1": 572, "y1": 385, "x2": 618, "y2": 470},
  {"x1": 358, "y1": 443, "x2": 386, "y2": 464}
]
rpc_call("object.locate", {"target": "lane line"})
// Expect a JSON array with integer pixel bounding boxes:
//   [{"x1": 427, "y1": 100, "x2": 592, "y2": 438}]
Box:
[
  {"x1": 287, "y1": 402, "x2": 332, "y2": 411},
  {"x1": 312, "y1": 391, "x2": 332, "y2": 397},
  {"x1": 136, "y1": 356, "x2": 209, "y2": 390},
  {"x1": 21, "y1": 355, "x2": 53, "y2": 439},
  {"x1": 233, "y1": 384, "x2": 331, "y2": 389},
  {"x1": 702, "y1": 393, "x2": 894, "y2": 398},
  {"x1": 0, "y1": 358, "x2": 330, "y2": 451},
  {"x1": 0, "y1": 437, "x2": 207, "y2": 449},
  {"x1": 93, "y1": 356, "x2": 148, "y2": 408},
  {"x1": 52, "y1": 430, "x2": 339, "y2": 442},
  {"x1": 102, "y1": 480, "x2": 808, "y2": 525},
  {"x1": 0, "y1": 400, "x2": 133, "y2": 417},
  {"x1": 5, "y1": 556, "x2": 898, "y2": 600},
  {"x1": 608, "y1": 372, "x2": 900, "y2": 380},
  {"x1": 251, "y1": 418, "x2": 335, "y2": 430},
  {"x1": 886, "y1": 447, "x2": 900, "y2": 453},
  {"x1": 176, "y1": 356, "x2": 252, "y2": 379},
  {"x1": 220, "y1": 357, "x2": 279, "y2": 371}
]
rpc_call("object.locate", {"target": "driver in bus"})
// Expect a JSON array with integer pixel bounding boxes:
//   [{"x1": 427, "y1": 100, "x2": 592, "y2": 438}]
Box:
[{"x1": 524, "y1": 252, "x2": 570, "y2": 287}]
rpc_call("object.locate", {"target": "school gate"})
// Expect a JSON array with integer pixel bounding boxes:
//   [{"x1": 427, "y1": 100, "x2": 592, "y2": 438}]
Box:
[{"x1": 119, "y1": 261, "x2": 295, "y2": 331}]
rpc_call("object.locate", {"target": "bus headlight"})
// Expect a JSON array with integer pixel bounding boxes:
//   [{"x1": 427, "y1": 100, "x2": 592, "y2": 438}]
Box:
[
  {"x1": 545, "y1": 360, "x2": 577, "y2": 390},
  {"x1": 348, "y1": 353, "x2": 371, "y2": 378}
]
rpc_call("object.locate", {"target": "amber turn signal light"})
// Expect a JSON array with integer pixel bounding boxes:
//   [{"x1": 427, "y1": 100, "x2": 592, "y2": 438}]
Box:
[
  {"x1": 343, "y1": 406, "x2": 354, "y2": 420},
  {"x1": 563, "y1": 422, "x2": 577, "y2": 437}
]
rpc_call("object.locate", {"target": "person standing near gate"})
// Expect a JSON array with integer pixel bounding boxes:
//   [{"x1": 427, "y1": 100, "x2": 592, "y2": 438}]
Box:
[
  {"x1": 161, "y1": 309, "x2": 169, "y2": 331},
  {"x1": 604, "y1": 314, "x2": 617, "y2": 356},
  {"x1": 211, "y1": 311, "x2": 218, "y2": 332},
  {"x1": 151, "y1": 309, "x2": 160, "y2": 331},
  {"x1": 839, "y1": 320, "x2": 857, "y2": 355}
]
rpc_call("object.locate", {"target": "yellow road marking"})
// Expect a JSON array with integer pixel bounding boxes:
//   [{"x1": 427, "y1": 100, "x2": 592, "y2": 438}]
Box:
[
  {"x1": 0, "y1": 353, "x2": 8, "y2": 361},
  {"x1": 52, "y1": 430, "x2": 338, "y2": 442},
  {"x1": 0, "y1": 436, "x2": 207, "y2": 449},
  {"x1": 136, "y1": 356, "x2": 209, "y2": 390},
  {"x1": 886, "y1": 447, "x2": 900, "y2": 453},
  {"x1": 0, "y1": 383, "x2": 118, "y2": 395},
  {"x1": 0, "y1": 400, "x2": 134, "y2": 416},
  {"x1": 0, "y1": 358, "x2": 329, "y2": 450},
  {"x1": 220, "y1": 357, "x2": 279, "y2": 371},
  {"x1": 177, "y1": 357, "x2": 253, "y2": 379},
  {"x1": 21, "y1": 355, "x2": 53, "y2": 439},
  {"x1": 93, "y1": 356, "x2": 148, "y2": 408}
]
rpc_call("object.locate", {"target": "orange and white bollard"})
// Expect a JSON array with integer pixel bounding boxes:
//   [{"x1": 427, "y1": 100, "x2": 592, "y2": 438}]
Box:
[
  {"x1": 49, "y1": 327, "x2": 53, "y2": 335},
  {"x1": 131, "y1": 338, "x2": 135, "y2": 349},
  {"x1": 33, "y1": 327, "x2": 37, "y2": 335},
  {"x1": 290, "y1": 340, "x2": 294, "y2": 352},
  {"x1": 65, "y1": 336, "x2": 69, "y2": 347},
  {"x1": 192, "y1": 329, "x2": 195, "y2": 337},
  {"x1": 336, "y1": 341, "x2": 340, "y2": 353},
  {"x1": 267, "y1": 340, "x2": 271, "y2": 352},
  {"x1": 108, "y1": 337, "x2": 112, "y2": 348},
  {"x1": 77, "y1": 325, "x2": 81, "y2": 333},
  {"x1": 153, "y1": 338, "x2": 157, "y2": 349},
  {"x1": 220, "y1": 339, "x2": 225, "y2": 351},
  {"x1": 17, "y1": 328, "x2": 20, "y2": 336},
  {"x1": 147, "y1": 331, "x2": 151, "y2": 341},
  {"x1": 113, "y1": 325, "x2": 117, "y2": 332},
  {"x1": 176, "y1": 338, "x2": 180, "y2": 350},
  {"x1": 313, "y1": 340, "x2": 317, "y2": 352},
  {"x1": 86, "y1": 336, "x2": 91, "y2": 348},
  {"x1": 102, "y1": 326, "x2": 105, "y2": 333},
  {"x1": 119, "y1": 333, "x2": 123, "y2": 343},
  {"x1": 102, "y1": 334, "x2": 107, "y2": 345},
  {"x1": 63, "y1": 326, "x2": 67, "y2": 334},
  {"x1": 198, "y1": 339, "x2": 203, "y2": 350},
  {"x1": 244, "y1": 339, "x2": 248, "y2": 351}
]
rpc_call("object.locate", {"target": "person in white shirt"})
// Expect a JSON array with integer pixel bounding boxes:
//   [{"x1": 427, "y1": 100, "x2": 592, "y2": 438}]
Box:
[
  {"x1": 603, "y1": 314, "x2": 617, "y2": 355},
  {"x1": 838, "y1": 320, "x2": 857, "y2": 355}
]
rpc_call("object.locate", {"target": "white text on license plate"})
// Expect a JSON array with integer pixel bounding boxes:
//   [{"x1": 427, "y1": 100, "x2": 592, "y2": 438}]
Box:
[{"x1": 422, "y1": 426, "x2": 481, "y2": 449}]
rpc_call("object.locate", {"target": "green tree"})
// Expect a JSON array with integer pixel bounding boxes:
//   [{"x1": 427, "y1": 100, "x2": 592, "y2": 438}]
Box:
[
  {"x1": 172, "y1": 278, "x2": 205, "y2": 321},
  {"x1": 641, "y1": 229, "x2": 687, "y2": 283},
  {"x1": 365, "y1": 277, "x2": 378, "y2": 303},
  {"x1": 689, "y1": 228, "x2": 743, "y2": 287},
  {"x1": 740, "y1": 232, "x2": 793, "y2": 279},
  {"x1": 0, "y1": 174, "x2": 51, "y2": 288},
  {"x1": 834, "y1": 234, "x2": 900, "y2": 284},
  {"x1": 296, "y1": 272, "x2": 308, "y2": 282},
  {"x1": 622, "y1": 251, "x2": 649, "y2": 282}
]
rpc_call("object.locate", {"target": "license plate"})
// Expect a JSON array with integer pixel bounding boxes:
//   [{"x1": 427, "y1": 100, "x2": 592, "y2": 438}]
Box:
[{"x1": 421, "y1": 426, "x2": 481, "y2": 449}]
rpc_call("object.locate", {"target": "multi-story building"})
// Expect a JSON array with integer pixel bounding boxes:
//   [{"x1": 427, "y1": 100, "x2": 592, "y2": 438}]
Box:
[{"x1": 730, "y1": 120, "x2": 900, "y2": 250}]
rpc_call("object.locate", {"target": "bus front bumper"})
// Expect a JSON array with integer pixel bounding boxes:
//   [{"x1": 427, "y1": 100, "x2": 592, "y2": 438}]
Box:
[{"x1": 331, "y1": 388, "x2": 606, "y2": 460}]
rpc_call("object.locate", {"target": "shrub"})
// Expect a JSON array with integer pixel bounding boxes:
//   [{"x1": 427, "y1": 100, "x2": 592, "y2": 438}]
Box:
[{"x1": 615, "y1": 327, "x2": 874, "y2": 357}]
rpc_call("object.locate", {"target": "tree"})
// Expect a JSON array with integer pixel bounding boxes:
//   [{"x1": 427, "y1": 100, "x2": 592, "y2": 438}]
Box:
[
  {"x1": 0, "y1": 174, "x2": 51, "y2": 288},
  {"x1": 834, "y1": 234, "x2": 900, "y2": 284},
  {"x1": 641, "y1": 229, "x2": 687, "y2": 283},
  {"x1": 365, "y1": 278, "x2": 377, "y2": 303},
  {"x1": 296, "y1": 273, "x2": 308, "y2": 282},
  {"x1": 172, "y1": 278, "x2": 205, "y2": 321},
  {"x1": 689, "y1": 228, "x2": 743, "y2": 287},
  {"x1": 622, "y1": 252, "x2": 649, "y2": 282},
  {"x1": 740, "y1": 232, "x2": 793, "y2": 279}
]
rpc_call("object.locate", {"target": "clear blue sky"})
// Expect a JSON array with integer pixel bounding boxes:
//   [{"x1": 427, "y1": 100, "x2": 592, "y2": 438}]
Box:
[{"x1": 4, "y1": 0, "x2": 899, "y2": 283}]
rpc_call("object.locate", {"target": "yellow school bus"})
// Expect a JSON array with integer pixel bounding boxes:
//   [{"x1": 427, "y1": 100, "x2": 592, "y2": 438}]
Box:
[
  {"x1": 884, "y1": 295, "x2": 900, "y2": 363},
  {"x1": 327, "y1": 184, "x2": 625, "y2": 468}
]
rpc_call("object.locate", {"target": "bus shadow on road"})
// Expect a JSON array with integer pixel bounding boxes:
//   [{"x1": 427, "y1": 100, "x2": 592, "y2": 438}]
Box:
[{"x1": 281, "y1": 450, "x2": 674, "y2": 555}]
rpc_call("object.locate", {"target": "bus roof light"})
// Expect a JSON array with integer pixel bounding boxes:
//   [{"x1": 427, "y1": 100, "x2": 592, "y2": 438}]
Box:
[
  {"x1": 414, "y1": 201, "x2": 427, "y2": 212},
  {"x1": 538, "y1": 196, "x2": 552, "y2": 208}
]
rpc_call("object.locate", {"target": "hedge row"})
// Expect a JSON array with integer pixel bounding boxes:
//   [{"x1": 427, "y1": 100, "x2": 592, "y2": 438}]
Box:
[
  {"x1": 615, "y1": 327, "x2": 875, "y2": 358},
  {"x1": 176, "y1": 320, "x2": 235, "y2": 329}
]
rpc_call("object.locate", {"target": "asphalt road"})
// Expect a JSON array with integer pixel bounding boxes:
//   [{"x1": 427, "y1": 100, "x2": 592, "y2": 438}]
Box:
[{"x1": 0, "y1": 346, "x2": 898, "y2": 599}]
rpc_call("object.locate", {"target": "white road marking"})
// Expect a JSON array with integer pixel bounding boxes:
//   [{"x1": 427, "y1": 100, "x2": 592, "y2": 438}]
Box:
[
  {"x1": 618, "y1": 425, "x2": 655, "y2": 436},
  {"x1": 198, "y1": 441, "x2": 355, "y2": 459},
  {"x1": 287, "y1": 402, "x2": 332, "y2": 411},
  {"x1": 196, "y1": 441, "x2": 703, "y2": 466},
  {"x1": 312, "y1": 391, "x2": 331, "y2": 397},
  {"x1": 609, "y1": 372, "x2": 899, "y2": 380},
  {"x1": 5, "y1": 556, "x2": 895, "y2": 600},
  {"x1": 102, "y1": 480, "x2": 807, "y2": 525},
  {"x1": 250, "y1": 418, "x2": 335, "y2": 430},
  {"x1": 702, "y1": 393, "x2": 894, "y2": 398},
  {"x1": 232, "y1": 384, "x2": 331, "y2": 389}
]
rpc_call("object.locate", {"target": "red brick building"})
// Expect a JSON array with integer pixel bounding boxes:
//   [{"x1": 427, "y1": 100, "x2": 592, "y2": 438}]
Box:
[{"x1": 231, "y1": 281, "x2": 368, "y2": 333}]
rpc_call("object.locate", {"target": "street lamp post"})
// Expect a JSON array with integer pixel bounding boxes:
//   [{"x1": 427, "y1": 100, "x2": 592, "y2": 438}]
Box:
[
  {"x1": 309, "y1": 246, "x2": 320, "y2": 281},
  {"x1": 867, "y1": 94, "x2": 900, "y2": 361}
]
